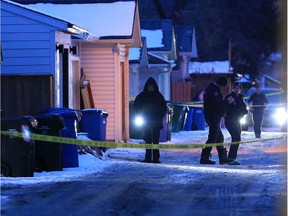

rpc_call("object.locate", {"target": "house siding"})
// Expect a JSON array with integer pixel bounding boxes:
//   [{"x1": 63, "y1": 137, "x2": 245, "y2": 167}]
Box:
[
  {"x1": 80, "y1": 44, "x2": 117, "y2": 141},
  {"x1": 1, "y1": 8, "x2": 58, "y2": 75},
  {"x1": 171, "y1": 81, "x2": 192, "y2": 102},
  {"x1": 1, "y1": 1, "x2": 85, "y2": 115}
]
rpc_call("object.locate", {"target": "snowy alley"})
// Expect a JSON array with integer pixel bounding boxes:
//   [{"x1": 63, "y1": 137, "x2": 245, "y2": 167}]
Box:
[{"x1": 1, "y1": 128, "x2": 287, "y2": 216}]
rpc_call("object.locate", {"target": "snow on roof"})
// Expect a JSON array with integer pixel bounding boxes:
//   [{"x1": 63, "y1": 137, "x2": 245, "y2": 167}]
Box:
[
  {"x1": 25, "y1": 2, "x2": 136, "y2": 37},
  {"x1": 3, "y1": 0, "x2": 83, "y2": 31},
  {"x1": 189, "y1": 61, "x2": 232, "y2": 74},
  {"x1": 148, "y1": 52, "x2": 172, "y2": 65},
  {"x1": 141, "y1": 29, "x2": 164, "y2": 48}
]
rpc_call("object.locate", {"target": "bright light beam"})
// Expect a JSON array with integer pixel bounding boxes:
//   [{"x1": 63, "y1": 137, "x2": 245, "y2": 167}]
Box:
[{"x1": 135, "y1": 116, "x2": 144, "y2": 127}]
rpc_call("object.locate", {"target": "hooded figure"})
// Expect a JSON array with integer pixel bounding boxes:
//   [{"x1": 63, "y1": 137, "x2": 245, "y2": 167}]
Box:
[{"x1": 133, "y1": 77, "x2": 167, "y2": 163}]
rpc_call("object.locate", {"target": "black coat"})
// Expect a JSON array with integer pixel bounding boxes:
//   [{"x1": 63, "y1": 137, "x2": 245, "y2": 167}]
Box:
[
  {"x1": 133, "y1": 77, "x2": 167, "y2": 129},
  {"x1": 203, "y1": 83, "x2": 226, "y2": 120},
  {"x1": 248, "y1": 93, "x2": 269, "y2": 111},
  {"x1": 224, "y1": 92, "x2": 248, "y2": 122}
]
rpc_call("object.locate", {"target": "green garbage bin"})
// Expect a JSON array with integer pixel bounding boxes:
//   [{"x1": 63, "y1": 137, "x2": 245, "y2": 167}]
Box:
[{"x1": 171, "y1": 103, "x2": 188, "y2": 132}]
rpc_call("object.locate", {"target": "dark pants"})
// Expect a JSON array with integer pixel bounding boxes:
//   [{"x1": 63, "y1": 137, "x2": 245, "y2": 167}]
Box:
[
  {"x1": 252, "y1": 109, "x2": 264, "y2": 136},
  {"x1": 225, "y1": 120, "x2": 241, "y2": 159},
  {"x1": 143, "y1": 126, "x2": 161, "y2": 162},
  {"x1": 203, "y1": 118, "x2": 226, "y2": 155}
]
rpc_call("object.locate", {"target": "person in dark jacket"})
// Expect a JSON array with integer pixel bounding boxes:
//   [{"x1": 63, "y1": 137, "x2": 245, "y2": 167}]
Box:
[
  {"x1": 224, "y1": 82, "x2": 248, "y2": 163},
  {"x1": 248, "y1": 86, "x2": 269, "y2": 138},
  {"x1": 133, "y1": 77, "x2": 167, "y2": 163},
  {"x1": 200, "y1": 75, "x2": 237, "y2": 165}
]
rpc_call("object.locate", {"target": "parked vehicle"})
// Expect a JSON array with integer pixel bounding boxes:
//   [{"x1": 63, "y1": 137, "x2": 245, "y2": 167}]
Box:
[{"x1": 240, "y1": 88, "x2": 287, "y2": 131}]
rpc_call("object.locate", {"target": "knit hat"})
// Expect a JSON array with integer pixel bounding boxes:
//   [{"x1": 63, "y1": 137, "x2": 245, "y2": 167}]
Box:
[
  {"x1": 215, "y1": 75, "x2": 228, "y2": 87},
  {"x1": 232, "y1": 82, "x2": 242, "y2": 90}
]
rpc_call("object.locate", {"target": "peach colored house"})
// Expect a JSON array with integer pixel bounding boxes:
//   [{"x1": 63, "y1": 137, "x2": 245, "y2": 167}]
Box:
[
  {"x1": 80, "y1": 37, "x2": 141, "y2": 142},
  {"x1": 25, "y1": 1, "x2": 142, "y2": 142}
]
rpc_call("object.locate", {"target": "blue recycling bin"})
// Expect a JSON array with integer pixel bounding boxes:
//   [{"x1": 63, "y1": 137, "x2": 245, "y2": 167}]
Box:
[
  {"x1": 40, "y1": 107, "x2": 80, "y2": 168},
  {"x1": 183, "y1": 106, "x2": 193, "y2": 131},
  {"x1": 80, "y1": 109, "x2": 109, "y2": 151},
  {"x1": 192, "y1": 107, "x2": 206, "y2": 130}
]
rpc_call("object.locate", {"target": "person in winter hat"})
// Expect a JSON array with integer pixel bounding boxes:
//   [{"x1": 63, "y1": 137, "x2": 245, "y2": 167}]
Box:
[
  {"x1": 133, "y1": 77, "x2": 167, "y2": 163},
  {"x1": 224, "y1": 82, "x2": 248, "y2": 164},
  {"x1": 200, "y1": 75, "x2": 238, "y2": 165},
  {"x1": 215, "y1": 75, "x2": 228, "y2": 87}
]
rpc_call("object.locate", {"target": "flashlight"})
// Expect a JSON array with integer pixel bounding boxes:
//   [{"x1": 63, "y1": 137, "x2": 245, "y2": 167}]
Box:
[
  {"x1": 240, "y1": 116, "x2": 246, "y2": 125},
  {"x1": 135, "y1": 116, "x2": 144, "y2": 127}
]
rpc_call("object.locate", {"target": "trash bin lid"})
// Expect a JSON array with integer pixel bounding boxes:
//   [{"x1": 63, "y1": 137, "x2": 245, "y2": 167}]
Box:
[
  {"x1": 1, "y1": 116, "x2": 38, "y2": 129},
  {"x1": 81, "y1": 108, "x2": 108, "y2": 115},
  {"x1": 34, "y1": 114, "x2": 65, "y2": 129},
  {"x1": 40, "y1": 107, "x2": 81, "y2": 121}
]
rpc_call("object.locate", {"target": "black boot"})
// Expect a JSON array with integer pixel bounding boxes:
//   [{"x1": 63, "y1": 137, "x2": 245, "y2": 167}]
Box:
[
  {"x1": 218, "y1": 147, "x2": 239, "y2": 165},
  {"x1": 200, "y1": 147, "x2": 216, "y2": 165}
]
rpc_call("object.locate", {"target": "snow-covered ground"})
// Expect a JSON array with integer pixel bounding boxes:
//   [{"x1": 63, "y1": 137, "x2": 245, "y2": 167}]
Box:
[{"x1": 1, "y1": 128, "x2": 286, "y2": 187}]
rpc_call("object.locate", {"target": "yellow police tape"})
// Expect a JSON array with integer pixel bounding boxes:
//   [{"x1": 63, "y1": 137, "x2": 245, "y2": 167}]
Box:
[
  {"x1": 1, "y1": 130, "x2": 286, "y2": 149},
  {"x1": 176, "y1": 90, "x2": 286, "y2": 108}
]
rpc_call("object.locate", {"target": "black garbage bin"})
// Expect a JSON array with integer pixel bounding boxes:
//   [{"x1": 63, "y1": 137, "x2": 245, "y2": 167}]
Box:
[
  {"x1": 1, "y1": 116, "x2": 37, "y2": 177},
  {"x1": 40, "y1": 108, "x2": 80, "y2": 168},
  {"x1": 34, "y1": 114, "x2": 64, "y2": 172},
  {"x1": 80, "y1": 108, "x2": 109, "y2": 151}
]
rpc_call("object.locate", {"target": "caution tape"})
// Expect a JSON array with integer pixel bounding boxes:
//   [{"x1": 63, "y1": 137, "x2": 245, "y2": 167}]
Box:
[
  {"x1": 1, "y1": 130, "x2": 286, "y2": 149},
  {"x1": 243, "y1": 90, "x2": 286, "y2": 99},
  {"x1": 169, "y1": 91, "x2": 286, "y2": 108},
  {"x1": 249, "y1": 103, "x2": 287, "y2": 108}
]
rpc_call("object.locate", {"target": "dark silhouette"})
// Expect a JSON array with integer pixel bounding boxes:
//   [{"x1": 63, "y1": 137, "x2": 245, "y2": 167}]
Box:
[{"x1": 133, "y1": 77, "x2": 167, "y2": 163}]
